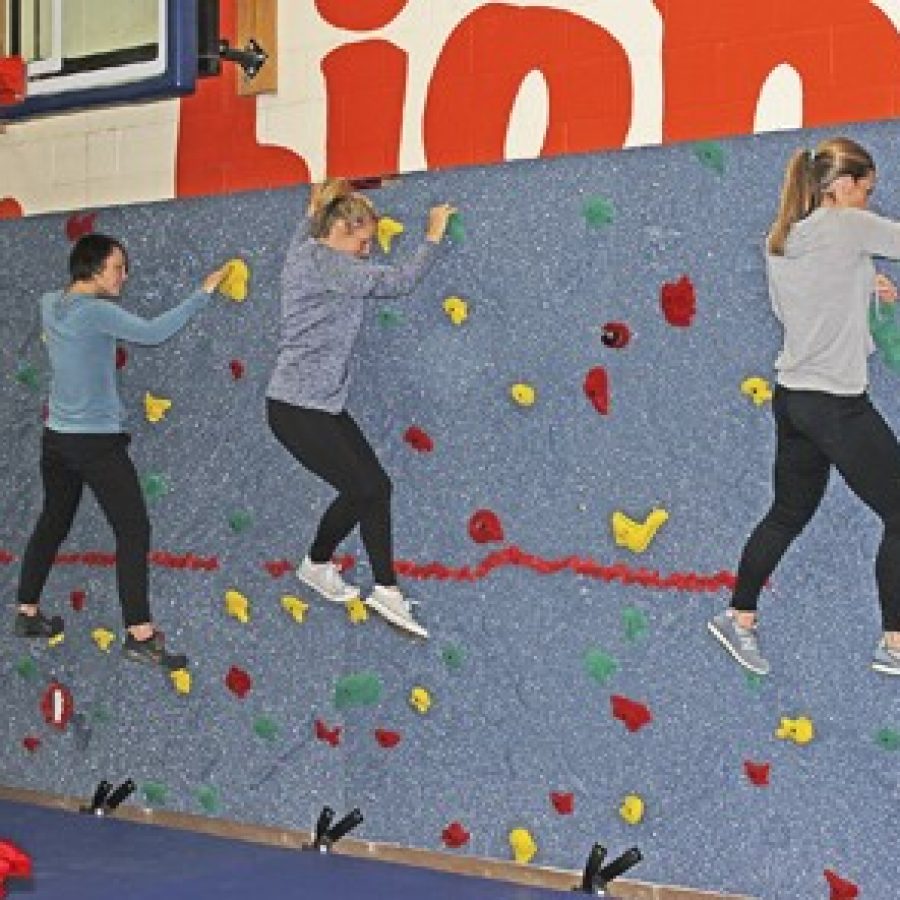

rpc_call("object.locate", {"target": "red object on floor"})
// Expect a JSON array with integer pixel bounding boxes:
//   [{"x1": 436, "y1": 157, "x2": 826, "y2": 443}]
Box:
[
  {"x1": 225, "y1": 666, "x2": 252, "y2": 699},
  {"x1": 467, "y1": 509, "x2": 504, "y2": 544},
  {"x1": 549, "y1": 791, "x2": 574, "y2": 815},
  {"x1": 0, "y1": 56, "x2": 26, "y2": 105},
  {"x1": 0, "y1": 839, "x2": 32, "y2": 899},
  {"x1": 610, "y1": 694, "x2": 653, "y2": 732},
  {"x1": 441, "y1": 821, "x2": 470, "y2": 849},
  {"x1": 824, "y1": 869, "x2": 859, "y2": 900}
]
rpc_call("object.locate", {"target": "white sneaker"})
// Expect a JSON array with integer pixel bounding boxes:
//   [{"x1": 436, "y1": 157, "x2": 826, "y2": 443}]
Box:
[
  {"x1": 366, "y1": 586, "x2": 428, "y2": 639},
  {"x1": 296, "y1": 556, "x2": 360, "y2": 603}
]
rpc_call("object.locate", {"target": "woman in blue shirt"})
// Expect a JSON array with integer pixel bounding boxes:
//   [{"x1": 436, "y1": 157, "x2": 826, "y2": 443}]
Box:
[{"x1": 14, "y1": 234, "x2": 227, "y2": 671}]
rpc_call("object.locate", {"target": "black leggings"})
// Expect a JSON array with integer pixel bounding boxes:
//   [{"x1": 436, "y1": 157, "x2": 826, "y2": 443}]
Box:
[
  {"x1": 17, "y1": 430, "x2": 152, "y2": 627},
  {"x1": 267, "y1": 399, "x2": 396, "y2": 586},
  {"x1": 732, "y1": 386, "x2": 900, "y2": 631}
]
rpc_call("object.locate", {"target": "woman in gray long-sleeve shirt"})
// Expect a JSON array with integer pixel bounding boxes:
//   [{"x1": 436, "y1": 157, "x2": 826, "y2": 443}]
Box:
[
  {"x1": 708, "y1": 137, "x2": 900, "y2": 678},
  {"x1": 266, "y1": 179, "x2": 454, "y2": 639}
]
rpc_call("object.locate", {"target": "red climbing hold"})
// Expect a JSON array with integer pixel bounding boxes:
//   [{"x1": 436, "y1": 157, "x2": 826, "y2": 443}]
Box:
[
  {"x1": 374, "y1": 728, "x2": 401, "y2": 748},
  {"x1": 583, "y1": 367, "x2": 610, "y2": 415},
  {"x1": 610, "y1": 694, "x2": 652, "y2": 732},
  {"x1": 40, "y1": 681, "x2": 74, "y2": 731},
  {"x1": 22, "y1": 736, "x2": 41, "y2": 753},
  {"x1": 315, "y1": 719, "x2": 342, "y2": 747},
  {"x1": 403, "y1": 426, "x2": 434, "y2": 453},
  {"x1": 467, "y1": 509, "x2": 504, "y2": 544},
  {"x1": 115, "y1": 346, "x2": 128, "y2": 370},
  {"x1": 743, "y1": 760, "x2": 770, "y2": 787},
  {"x1": 264, "y1": 559, "x2": 294, "y2": 578},
  {"x1": 65, "y1": 212, "x2": 97, "y2": 242},
  {"x1": 824, "y1": 869, "x2": 859, "y2": 900},
  {"x1": 550, "y1": 791, "x2": 575, "y2": 815},
  {"x1": 441, "y1": 821, "x2": 471, "y2": 849},
  {"x1": 70, "y1": 590, "x2": 86, "y2": 612},
  {"x1": 660, "y1": 275, "x2": 696, "y2": 327},
  {"x1": 601, "y1": 321, "x2": 631, "y2": 349},
  {"x1": 225, "y1": 665, "x2": 252, "y2": 699},
  {"x1": 229, "y1": 359, "x2": 245, "y2": 380}
]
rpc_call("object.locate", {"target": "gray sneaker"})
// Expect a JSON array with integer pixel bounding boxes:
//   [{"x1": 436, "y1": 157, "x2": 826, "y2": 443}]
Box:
[
  {"x1": 872, "y1": 639, "x2": 900, "y2": 676},
  {"x1": 366, "y1": 586, "x2": 428, "y2": 639},
  {"x1": 707, "y1": 610, "x2": 770, "y2": 676},
  {"x1": 297, "y1": 556, "x2": 360, "y2": 603}
]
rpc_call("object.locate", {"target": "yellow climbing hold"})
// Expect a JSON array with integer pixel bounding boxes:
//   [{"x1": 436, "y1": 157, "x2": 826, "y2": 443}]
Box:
[
  {"x1": 775, "y1": 715, "x2": 814, "y2": 745},
  {"x1": 91, "y1": 628, "x2": 116, "y2": 652},
  {"x1": 144, "y1": 392, "x2": 172, "y2": 424},
  {"x1": 510, "y1": 383, "x2": 536, "y2": 407},
  {"x1": 377, "y1": 216, "x2": 405, "y2": 254},
  {"x1": 619, "y1": 793, "x2": 645, "y2": 825},
  {"x1": 219, "y1": 258, "x2": 250, "y2": 301},
  {"x1": 508, "y1": 828, "x2": 538, "y2": 864},
  {"x1": 170, "y1": 668, "x2": 192, "y2": 695},
  {"x1": 409, "y1": 686, "x2": 432, "y2": 714},
  {"x1": 346, "y1": 597, "x2": 369, "y2": 624},
  {"x1": 281, "y1": 595, "x2": 309, "y2": 623},
  {"x1": 442, "y1": 296, "x2": 469, "y2": 326},
  {"x1": 611, "y1": 508, "x2": 669, "y2": 553},
  {"x1": 224, "y1": 589, "x2": 251, "y2": 624},
  {"x1": 740, "y1": 376, "x2": 772, "y2": 406},
  {"x1": 48, "y1": 632, "x2": 65, "y2": 648}
]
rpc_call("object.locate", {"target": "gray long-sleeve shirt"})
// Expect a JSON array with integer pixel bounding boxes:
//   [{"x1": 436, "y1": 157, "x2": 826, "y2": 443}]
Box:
[
  {"x1": 266, "y1": 222, "x2": 440, "y2": 412},
  {"x1": 769, "y1": 207, "x2": 900, "y2": 395}
]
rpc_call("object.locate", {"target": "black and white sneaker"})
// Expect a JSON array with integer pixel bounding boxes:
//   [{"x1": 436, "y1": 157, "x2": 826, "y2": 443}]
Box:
[
  {"x1": 122, "y1": 632, "x2": 188, "y2": 672},
  {"x1": 14, "y1": 610, "x2": 64, "y2": 639}
]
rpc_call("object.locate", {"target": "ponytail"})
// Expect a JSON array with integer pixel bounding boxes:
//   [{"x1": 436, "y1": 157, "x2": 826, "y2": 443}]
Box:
[
  {"x1": 767, "y1": 149, "x2": 816, "y2": 256},
  {"x1": 309, "y1": 178, "x2": 377, "y2": 239}
]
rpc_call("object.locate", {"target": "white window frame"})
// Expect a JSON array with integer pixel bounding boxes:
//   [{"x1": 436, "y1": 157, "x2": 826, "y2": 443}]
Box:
[{"x1": 24, "y1": 0, "x2": 167, "y2": 96}]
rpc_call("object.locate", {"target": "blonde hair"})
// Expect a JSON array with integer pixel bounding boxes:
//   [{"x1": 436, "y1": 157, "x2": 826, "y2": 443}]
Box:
[
  {"x1": 309, "y1": 178, "x2": 378, "y2": 239},
  {"x1": 767, "y1": 137, "x2": 875, "y2": 255}
]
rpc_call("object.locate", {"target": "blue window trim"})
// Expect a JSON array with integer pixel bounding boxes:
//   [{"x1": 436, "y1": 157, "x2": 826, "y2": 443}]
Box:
[{"x1": 3, "y1": 0, "x2": 198, "y2": 121}]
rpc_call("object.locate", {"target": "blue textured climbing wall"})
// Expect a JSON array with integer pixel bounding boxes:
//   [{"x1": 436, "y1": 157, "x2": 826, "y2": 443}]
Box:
[{"x1": 2, "y1": 122, "x2": 900, "y2": 900}]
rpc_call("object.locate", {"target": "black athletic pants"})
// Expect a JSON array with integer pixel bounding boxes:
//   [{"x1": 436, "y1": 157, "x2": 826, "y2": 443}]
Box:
[
  {"x1": 732, "y1": 386, "x2": 900, "y2": 631},
  {"x1": 17, "y1": 429, "x2": 152, "y2": 627},
  {"x1": 266, "y1": 398, "x2": 396, "y2": 586}
]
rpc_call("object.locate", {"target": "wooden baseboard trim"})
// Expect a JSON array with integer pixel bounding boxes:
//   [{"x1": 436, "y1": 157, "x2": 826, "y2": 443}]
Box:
[{"x1": 0, "y1": 784, "x2": 753, "y2": 900}]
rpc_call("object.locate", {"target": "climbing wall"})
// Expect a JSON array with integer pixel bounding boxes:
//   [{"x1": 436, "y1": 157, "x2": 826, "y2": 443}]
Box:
[{"x1": 2, "y1": 123, "x2": 900, "y2": 900}]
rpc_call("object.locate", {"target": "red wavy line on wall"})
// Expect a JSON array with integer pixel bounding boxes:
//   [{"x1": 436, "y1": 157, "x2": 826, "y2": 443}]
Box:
[
  {"x1": 0, "y1": 549, "x2": 218, "y2": 571},
  {"x1": 175, "y1": 0, "x2": 309, "y2": 197}
]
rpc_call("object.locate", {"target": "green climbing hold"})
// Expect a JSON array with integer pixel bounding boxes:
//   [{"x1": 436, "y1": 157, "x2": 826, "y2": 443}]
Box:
[
  {"x1": 694, "y1": 141, "x2": 726, "y2": 175},
  {"x1": 15, "y1": 363, "x2": 40, "y2": 390},
  {"x1": 90, "y1": 704, "x2": 112, "y2": 724},
  {"x1": 442, "y1": 643, "x2": 465, "y2": 672},
  {"x1": 583, "y1": 648, "x2": 618, "y2": 685},
  {"x1": 196, "y1": 786, "x2": 220, "y2": 813},
  {"x1": 582, "y1": 196, "x2": 615, "y2": 228},
  {"x1": 334, "y1": 672, "x2": 382, "y2": 711},
  {"x1": 142, "y1": 782, "x2": 167, "y2": 806},
  {"x1": 621, "y1": 605, "x2": 648, "y2": 642},
  {"x1": 254, "y1": 716, "x2": 278, "y2": 740},
  {"x1": 141, "y1": 473, "x2": 169, "y2": 500},
  {"x1": 744, "y1": 672, "x2": 764, "y2": 692},
  {"x1": 875, "y1": 727, "x2": 900, "y2": 751},
  {"x1": 446, "y1": 212, "x2": 465, "y2": 242},
  {"x1": 15, "y1": 657, "x2": 38, "y2": 680},
  {"x1": 228, "y1": 510, "x2": 253, "y2": 534},
  {"x1": 377, "y1": 309, "x2": 404, "y2": 327}
]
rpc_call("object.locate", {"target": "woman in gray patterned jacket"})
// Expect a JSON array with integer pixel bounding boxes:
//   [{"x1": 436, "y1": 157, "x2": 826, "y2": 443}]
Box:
[{"x1": 266, "y1": 178, "x2": 454, "y2": 639}]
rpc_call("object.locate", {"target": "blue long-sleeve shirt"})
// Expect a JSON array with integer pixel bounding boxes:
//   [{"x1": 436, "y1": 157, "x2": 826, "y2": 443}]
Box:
[
  {"x1": 266, "y1": 221, "x2": 440, "y2": 413},
  {"x1": 40, "y1": 287, "x2": 211, "y2": 433}
]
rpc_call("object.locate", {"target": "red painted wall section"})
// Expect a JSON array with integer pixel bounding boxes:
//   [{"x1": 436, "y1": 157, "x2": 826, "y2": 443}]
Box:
[
  {"x1": 659, "y1": 0, "x2": 900, "y2": 142},
  {"x1": 315, "y1": 0, "x2": 408, "y2": 30},
  {"x1": 423, "y1": 4, "x2": 632, "y2": 170},
  {"x1": 323, "y1": 41, "x2": 408, "y2": 178},
  {"x1": 176, "y1": 0, "x2": 309, "y2": 197}
]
